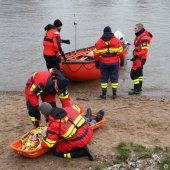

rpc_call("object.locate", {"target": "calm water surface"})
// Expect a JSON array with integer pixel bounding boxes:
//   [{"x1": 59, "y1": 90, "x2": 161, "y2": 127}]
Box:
[{"x1": 0, "y1": 0, "x2": 170, "y2": 96}]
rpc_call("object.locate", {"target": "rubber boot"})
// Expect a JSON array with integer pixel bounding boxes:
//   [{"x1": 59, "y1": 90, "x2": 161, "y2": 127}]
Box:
[
  {"x1": 82, "y1": 146, "x2": 95, "y2": 161},
  {"x1": 128, "y1": 84, "x2": 141, "y2": 95},
  {"x1": 100, "y1": 89, "x2": 107, "y2": 99},
  {"x1": 139, "y1": 81, "x2": 142, "y2": 91},
  {"x1": 112, "y1": 88, "x2": 117, "y2": 99},
  {"x1": 95, "y1": 110, "x2": 104, "y2": 122},
  {"x1": 85, "y1": 108, "x2": 92, "y2": 120}
]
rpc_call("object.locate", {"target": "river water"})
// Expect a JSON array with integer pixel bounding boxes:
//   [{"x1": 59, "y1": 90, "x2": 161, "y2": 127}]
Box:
[{"x1": 0, "y1": 0, "x2": 170, "y2": 96}]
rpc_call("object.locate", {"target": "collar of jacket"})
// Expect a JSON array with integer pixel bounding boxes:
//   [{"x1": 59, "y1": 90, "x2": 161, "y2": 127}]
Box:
[
  {"x1": 101, "y1": 33, "x2": 114, "y2": 41},
  {"x1": 135, "y1": 28, "x2": 145, "y2": 37}
]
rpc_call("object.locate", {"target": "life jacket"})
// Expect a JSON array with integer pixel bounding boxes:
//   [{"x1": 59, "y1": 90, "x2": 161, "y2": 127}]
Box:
[
  {"x1": 26, "y1": 71, "x2": 54, "y2": 96},
  {"x1": 94, "y1": 35, "x2": 125, "y2": 64},
  {"x1": 43, "y1": 28, "x2": 61, "y2": 56},
  {"x1": 41, "y1": 106, "x2": 92, "y2": 148},
  {"x1": 134, "y1": 29, "x2": 152, "y2": 59}
]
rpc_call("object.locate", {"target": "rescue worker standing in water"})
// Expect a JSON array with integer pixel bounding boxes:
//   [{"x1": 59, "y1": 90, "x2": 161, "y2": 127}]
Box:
[
  {"x1": 129, "y1": 23, "x2": 153, "y2": 95},
  {"x1": 94, "y1": 26, "x2": 125, "y2": 99},
  {"x1": 25, "y1": 68, "x2": 71, "y2": 128},
  {"x1": 43, "y1": 19, "x2": 70, "y2": 70}
]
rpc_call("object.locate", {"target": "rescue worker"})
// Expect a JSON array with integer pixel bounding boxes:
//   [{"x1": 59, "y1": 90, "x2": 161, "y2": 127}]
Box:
[
  {"x1": 39, "y1": 102, "x2": 95, "y2": 161},
  {"x1": 25, "y1": 68, "x2": 71, "y2": 128},
  {"x1": 94, "y1": 26, "x2": 125, "y2": 99},
  {"x1": 129, "y1": 23, "x2": 153, "y2": 95},
  {"x1": 43, "y1": 19, "x2": 70, "y2": 70}
]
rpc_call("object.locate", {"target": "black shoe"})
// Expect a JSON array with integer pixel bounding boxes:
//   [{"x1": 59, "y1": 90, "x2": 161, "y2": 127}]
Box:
[
  {"x1": 85, "y1": 108, "x2": 92, "y2": 120},
  {"x1": 100, "y1": 94, "x2": 106, "y2": 99},
  {"x1": 128, "y1": 89, "x2": 141, "y2": 95},
  {"x1": 83, "y1": 146, "x2": 95, "y2": 161},
  {"x1": 95, "y1": 110, "x2": 104, "y2": 122},
  {"x1": 130, "y1": 88, "x2": 142, "y2": 92},
  {"x1": 112, "y1": 94, "x2": 117, "y2": 99}
]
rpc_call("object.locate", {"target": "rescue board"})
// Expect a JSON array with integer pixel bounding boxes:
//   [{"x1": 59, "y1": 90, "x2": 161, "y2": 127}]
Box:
[{"x1": 10, "y1": 114, "x2": 105, "y2": 158}]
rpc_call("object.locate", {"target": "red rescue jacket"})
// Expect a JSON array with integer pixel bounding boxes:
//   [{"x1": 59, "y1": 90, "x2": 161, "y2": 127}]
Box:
[
  {"x1": 43, "y1": 28, "x2": 62, "y2": 56},
  {"x1": 132, "y1": 29, "x2": 153, "y2": 70},
  {"x1": 41, "y1": 106, "x2": 93, "y2": 149},
  {"x1": 25, "y1": 70, "x2": 71, "y2": 107},
  {"x1": 133, "y1": 29, "x2": 152, "y2": 60},
  {"x1": 94, "y1": 34, "x2": 125, "y2": 64}
]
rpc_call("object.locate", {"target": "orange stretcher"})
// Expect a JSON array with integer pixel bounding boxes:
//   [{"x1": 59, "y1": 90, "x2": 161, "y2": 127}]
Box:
[{"x1": 10, "y1": 114, "x2": 105, "y2": 159}]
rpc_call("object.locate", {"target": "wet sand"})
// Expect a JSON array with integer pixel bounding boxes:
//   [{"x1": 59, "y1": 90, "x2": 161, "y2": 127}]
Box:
[{"x1": 0, "y1": 91, "x2": 170, "y2": 170}]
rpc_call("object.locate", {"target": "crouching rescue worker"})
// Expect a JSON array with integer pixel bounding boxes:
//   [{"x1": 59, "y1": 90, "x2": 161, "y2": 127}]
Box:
[
  {"x1": 43, "y1": 19, "x2": 70, "y2": 70},
  {"x1": 39, "y1": 102, "x2": 95, "y2": 161},
  {"x1": 129, "y1": 23, "x2": 153, "y2": 95},
  {"x1": 94, "y1": 26, "x2": 125, "y2": 99},
  {"x1": 25, "y1": 68, "x2": 71, "y2": 128}
]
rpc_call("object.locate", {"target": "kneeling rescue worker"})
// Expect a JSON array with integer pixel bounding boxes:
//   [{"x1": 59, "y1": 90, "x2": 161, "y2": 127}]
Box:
[
  {"x1": 39, "y1": 102, "x2": 95, "y2": 161},
  {"x1": 25, "y1": 68, "x2": 71, "y2": 128},
  {"x1": 94, "y1": 26, "x2": 125, "y2": 99}
]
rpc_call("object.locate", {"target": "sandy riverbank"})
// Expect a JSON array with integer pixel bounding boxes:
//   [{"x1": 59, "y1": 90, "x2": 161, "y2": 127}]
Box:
[{"x1": 0, "y1": 91, "x2": 170, "y2": 170}]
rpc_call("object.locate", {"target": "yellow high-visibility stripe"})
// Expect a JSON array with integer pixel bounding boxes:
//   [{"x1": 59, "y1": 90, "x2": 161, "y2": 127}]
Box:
[
  {"x1": 138, "y1": 76, "x2": 143, "y2": 81},
  {"x1": 72, "y1": 105, "x2": 80, "y2": 113},
  {"x1": 30, "y1": 116, "x2": 37, "y2": 121},
  {"x1": 101, "y1": 83, "x2": 108, "y2": 88},
  {"x1": 58, "y1": 93, "x2": 69, "y2": 99},
  {"x1": 46, "y1": 138, "x2": 56, "y2": 144},
  {"x1": 141, "y1": 44, "x2": 150, "y2": 49},
  {"x1": 30, "y1": 84, "x2": 36, "y2": 91},
  {"x1": 37, "y1": 90, "x2": 43, "y2": 95},
  {"x1": 43, "y1": 139, "x2": 56, "y2": 148},
  {"x1": 63, "y1": 124, "x2": 77, "y2": 138},
  {"x1": 109, "y1": 46, "x2": 123, "y2": 53},
  {"x1": 95, "y1": 47, "x2": 123, "y2": 54},
  {"x1": 63, "y1": 115, "x2": 85, "y2": 139},
  {"x1": 64, "y1": 153, "x2": 71, "y2": 158},
  {"x1": 95, "y1": 48, "x2": 108, "y2": 54},
  {"x1": 111, "y1": 83, "x2": 118, "y2": 88},
  {"x1": 133, "y1": 79, "x2": 139, "y2": 84},
  {"x1": 74, "y1": 115, "x2": 85, "y2": 127},
  {"x1": 66, "y1": 153, "x2": 71, "y2": 158}
]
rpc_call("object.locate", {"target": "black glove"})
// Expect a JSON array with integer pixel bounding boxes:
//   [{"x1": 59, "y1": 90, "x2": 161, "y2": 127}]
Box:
[
  {"x1": 120, "y1": 59, "x2": 125, "y2": 66},
  {"x1": 130, "y1": 55, "x2": 139, "y2": 61},
  {"x1": 95, "y1": 61, "x2": 99, "y2": 69},
  {"x1": 62, "y1": 40, "x2": 71, "y2": 44}
]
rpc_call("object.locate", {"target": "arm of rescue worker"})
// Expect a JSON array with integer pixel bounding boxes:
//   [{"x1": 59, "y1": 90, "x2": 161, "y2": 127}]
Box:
[
  {"x1": 93, "y1": 45, "x2": 100, "y2": 61},
  {"x1": 58, "y1": 88, "x2": 72, "y2": 108},
  {"x1": 56, "y1": 36, "x2": 67, "y2": 61},
  {"x1": 93, "y1": 44, "x2": 101, "y2": 69},
  {"x1": 117, "y1": 42, "x2": 125, "y2": 61},
  {"x1": 41, "y1": 123, "x2": 59, "y2": 149},
  {"x1": 29, "y1": 82, "x2": 45, "y2": 127}
]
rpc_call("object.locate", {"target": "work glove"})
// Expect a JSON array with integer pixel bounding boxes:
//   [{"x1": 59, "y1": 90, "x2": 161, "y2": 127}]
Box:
[
  {"x1": 130, "y1": 55, "x2": 139, "y2": 61},
  {"x1": 62, "y1": 39, "x2": 71, "y2": 44},
  {"x1": 32, "y1": 120, "x2": 40, "y2": 128},
  {"x1": 95, "y1": 61, "x2": 100, "y2": 69}
]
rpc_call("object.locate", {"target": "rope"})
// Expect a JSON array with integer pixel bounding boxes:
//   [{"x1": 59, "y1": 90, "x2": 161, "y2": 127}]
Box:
[{"x1": 65, "y1": 63, "x2": 96, "y2": 73}]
